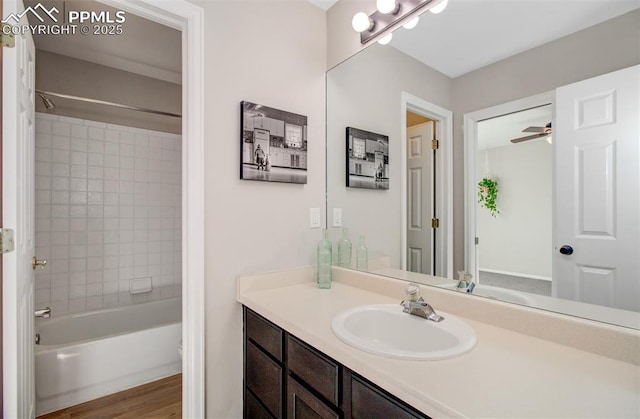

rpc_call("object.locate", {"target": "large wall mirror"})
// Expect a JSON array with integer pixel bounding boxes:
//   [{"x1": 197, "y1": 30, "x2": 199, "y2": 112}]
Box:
[{"x1": 326, "y1": 1, "x2": 640, "y2": 329}]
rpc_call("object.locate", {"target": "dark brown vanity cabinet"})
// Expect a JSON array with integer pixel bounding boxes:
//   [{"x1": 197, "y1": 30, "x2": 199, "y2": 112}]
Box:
[{"x1": 243, "y1": 307, "x2": 430, "y2": 419}]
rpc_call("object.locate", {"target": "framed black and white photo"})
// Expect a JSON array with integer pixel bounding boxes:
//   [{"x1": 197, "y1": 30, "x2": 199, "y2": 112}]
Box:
[
  {"x1": 240, "y1": 101, "x2": 308, "y2": 184},
  {"x1": 346, "y1": 127, "x2": 389, "y2": 190}
]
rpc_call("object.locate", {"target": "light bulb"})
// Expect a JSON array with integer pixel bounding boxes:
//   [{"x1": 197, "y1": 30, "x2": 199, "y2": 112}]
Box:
[
  {"x1": 352, "y1": 12, "x2": 373, "y2": 33},
  {"x1": 377, "y1": 32, "x2": 393, "y2": 45},
  {"x1": 429, "y1": 0, "x2": 449, "y2": 14},
  {"x1": 377, "y1": 0, "x2": 397, "y2": 14},
  {"x1": 546, "y1": 136, "x2": 553, "y2": 144},
  {"x1": 403, "y1": 16, "x2": 419, "y2": 29}
]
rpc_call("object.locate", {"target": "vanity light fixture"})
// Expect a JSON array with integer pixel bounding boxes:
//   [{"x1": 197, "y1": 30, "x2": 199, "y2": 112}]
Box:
[
  {"x1": 378, "y1": 33, "x2": 394, "y2": 45},
  {"x1": 352, "y1": 0, "x2": 439, "y2": 44},
  {"x1": 352, "y1": 12, "x2": 375, "y2": 33},
  {"x1": 429, "y1": 0, "x2": 448, "y2": 14},
  {"x1": 403, "y1": 16, "x2": 420, "y2": 29},
  {"x1": 377, "y1": 0, "x2": 401, "y2": 15}
]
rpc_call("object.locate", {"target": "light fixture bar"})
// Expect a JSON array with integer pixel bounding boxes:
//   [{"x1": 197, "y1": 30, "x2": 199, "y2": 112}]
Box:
[{"x1": 360, "y1": 0, "x2": 435, "y2": 44}]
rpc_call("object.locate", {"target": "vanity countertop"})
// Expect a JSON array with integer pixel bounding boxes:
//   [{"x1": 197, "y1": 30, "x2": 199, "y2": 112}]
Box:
[{"x1": 237, "y1": 267, "x2": 640, "y2": 418}]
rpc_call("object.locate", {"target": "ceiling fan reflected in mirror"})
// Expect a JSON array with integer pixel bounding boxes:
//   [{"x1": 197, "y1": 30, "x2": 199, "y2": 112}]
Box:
[{"x1": 510, "y1": 122, "x2": 552, "y2": 144}]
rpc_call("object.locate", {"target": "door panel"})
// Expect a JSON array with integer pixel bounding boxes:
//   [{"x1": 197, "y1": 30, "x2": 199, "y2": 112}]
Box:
[
  {"x1": 406, "y1": 122, "x2": 434, "y2": 274},
  {"x1": 3, "y1": 0, "x2": 36, "y2": 415},
  {"x1": 554, "y1": 65, "x2": 640, "y2": 311}
]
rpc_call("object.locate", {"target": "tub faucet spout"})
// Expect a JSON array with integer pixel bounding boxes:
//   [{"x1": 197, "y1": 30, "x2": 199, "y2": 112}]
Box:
[{"x1": 35, "y1": 307, "x2": 51, "y2": 319}]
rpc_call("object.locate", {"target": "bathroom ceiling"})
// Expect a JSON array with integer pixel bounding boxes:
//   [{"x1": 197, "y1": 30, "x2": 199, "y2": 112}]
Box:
[
  {"x1": 387, "y1": 0, "x2": 640, "y2": 78},
  {"x1": 478, "y1": 105, "x2": 552, "y2": 151},
  {"x1": 23, "y1": 0, "x2": 181, "y2": 84}
]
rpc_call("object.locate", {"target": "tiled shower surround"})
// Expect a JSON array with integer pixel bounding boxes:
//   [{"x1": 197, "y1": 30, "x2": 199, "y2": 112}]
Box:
[{"x1": 34, "y1": 113, "x2": 182, "y2": 316}]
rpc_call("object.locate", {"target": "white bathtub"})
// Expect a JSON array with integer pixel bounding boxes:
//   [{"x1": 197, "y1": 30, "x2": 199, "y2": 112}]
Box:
[{"x1": 35, "y1": 298, "x2": 182, "y2": 416}]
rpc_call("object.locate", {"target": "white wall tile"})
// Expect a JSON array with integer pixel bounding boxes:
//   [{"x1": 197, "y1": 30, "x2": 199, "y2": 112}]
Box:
[{"x1": 34, "y1": 114, "x2": 181, "y2": 315}]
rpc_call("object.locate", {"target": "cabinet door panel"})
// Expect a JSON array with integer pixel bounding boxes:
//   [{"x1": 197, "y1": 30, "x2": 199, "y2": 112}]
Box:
[
  {"x1": 246, "y1": 388, "x2": 275, "y2": 419},
  {"x1": 351, "y1": 375, "x2": 428, "y2": 419},
  {"x1": 246, "y1": 341, "x2": 283, "y2": 418},
  {"x1": 287, "y1": 376, "x2": 339, "y2": 419}
]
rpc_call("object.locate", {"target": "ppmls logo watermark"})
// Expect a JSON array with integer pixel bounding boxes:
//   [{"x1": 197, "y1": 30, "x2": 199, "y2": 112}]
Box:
[{"x1": 2, "y1": 2, "x2": 126, "y2": 36}]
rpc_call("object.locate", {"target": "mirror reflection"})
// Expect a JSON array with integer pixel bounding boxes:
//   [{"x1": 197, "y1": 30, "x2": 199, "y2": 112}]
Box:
[{"x1": 326, "y1": 2, "x2": 640, "y2": 329}]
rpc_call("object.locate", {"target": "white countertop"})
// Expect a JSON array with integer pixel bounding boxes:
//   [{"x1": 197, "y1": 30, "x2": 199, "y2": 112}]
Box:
[{"x1": 237, "y1": 267, "x2": 640, "y2": 418}]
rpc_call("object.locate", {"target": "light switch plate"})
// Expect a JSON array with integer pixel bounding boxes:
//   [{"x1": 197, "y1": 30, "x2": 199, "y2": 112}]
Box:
[
  {"x1": 333, "y1": 208, "x2": 342, "y2": 227},
  {"x1": 309, "y1": 208, "x2": 321, "y2": 228}
]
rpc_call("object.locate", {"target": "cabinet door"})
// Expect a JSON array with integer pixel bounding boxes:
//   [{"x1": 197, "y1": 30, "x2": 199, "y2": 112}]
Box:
[
  {"x1": 350, "y1": 374, "x2": 429, "y2": 419},
  {"x1": 287, "y1": 376, "x2": 339, "y2": 419},
  {"x1": 246, "y1": 341, "x2": 283, "y2": 418}
]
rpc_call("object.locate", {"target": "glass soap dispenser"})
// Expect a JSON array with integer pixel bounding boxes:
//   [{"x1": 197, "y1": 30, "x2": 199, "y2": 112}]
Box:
[
  {"x1": 317, "y1": 229, "x2": 332, "y2": 289},
  {"x1": 356, "y1": 235, "x2": 368, "y2": 271},
  {"x1": 337, "y1": 227, "x2": 352, "y2": 268}
]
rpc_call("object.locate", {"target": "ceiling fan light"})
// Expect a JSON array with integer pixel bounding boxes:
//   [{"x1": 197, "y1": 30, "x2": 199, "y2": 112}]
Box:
[
  {"x1": 429, "y1": 0, "x2": 448, "y2": 14},
  {"x1": 352, "y1": 12, "x2": 374, "y2": 33},
  {"x1": 378, "y1": 32, "x2": 393, "y2": 45},
  {"x1": 403, "y1": 16, "x2": 420, "y2": 29},
  {"x1": 546, "y1": 136, "x2": 553, "y2": 144}
]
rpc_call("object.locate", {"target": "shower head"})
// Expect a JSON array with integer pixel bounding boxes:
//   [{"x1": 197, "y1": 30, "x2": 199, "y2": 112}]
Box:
[{"x1": 38, "y1": 93, "x2": 55, "y2": 110}]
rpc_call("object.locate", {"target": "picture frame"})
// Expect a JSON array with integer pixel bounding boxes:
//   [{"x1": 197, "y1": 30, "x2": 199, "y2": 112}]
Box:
[
  {"x1": 346, "y1": 127, "x2": 389, "y2": 190},
  {"x1": 240, "y1": 101, "x2": 308, "y2": 184}
]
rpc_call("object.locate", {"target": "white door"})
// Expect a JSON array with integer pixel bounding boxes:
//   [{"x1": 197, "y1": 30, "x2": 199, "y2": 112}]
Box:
[
  {"x1": 554, "y1": 65, "x2": 640, "y2": 311},
  {"x1": 3, "y1": 0, "x2": 37, "y2": 416},
  {"x1": 406, "y1": 121, "x2": 434, "y2": 274}
]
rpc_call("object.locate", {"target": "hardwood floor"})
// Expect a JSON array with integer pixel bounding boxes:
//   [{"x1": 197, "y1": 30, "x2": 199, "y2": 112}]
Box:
[{"x1": 37, "y1": 374, "x2": 182, "y2": 419}]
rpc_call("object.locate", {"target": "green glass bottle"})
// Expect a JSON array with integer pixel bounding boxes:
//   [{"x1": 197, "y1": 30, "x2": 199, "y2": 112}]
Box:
[
  {"x1": 317, "y1": 229, "x2": 332, "y2": 289},
  {"x1": 337, "y1": 227, "x2": 352, "y2": 268}
]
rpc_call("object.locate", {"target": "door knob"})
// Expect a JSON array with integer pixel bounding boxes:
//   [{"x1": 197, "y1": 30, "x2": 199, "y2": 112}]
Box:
[
  {"x1": 559, "y1": 245, "x2": 574, "y2": 255},
  {"x1": 32, "y1": 256, "x2": 47, "y2": 270}
]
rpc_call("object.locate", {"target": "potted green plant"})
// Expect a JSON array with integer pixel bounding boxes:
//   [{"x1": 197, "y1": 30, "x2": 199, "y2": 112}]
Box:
[{"x1": 478, "y1": 177, "x2": 499, "y2": 217}]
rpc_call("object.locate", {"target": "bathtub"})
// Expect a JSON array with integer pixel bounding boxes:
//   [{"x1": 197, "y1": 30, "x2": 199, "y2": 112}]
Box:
[{"x1": 35, "y1": 298, "x2": 182, "y2": 416}]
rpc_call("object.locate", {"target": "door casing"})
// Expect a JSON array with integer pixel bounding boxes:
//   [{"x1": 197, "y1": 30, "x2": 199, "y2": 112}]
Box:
[{"x1": 400, "y1": 92, "x2": 453, "y2": 278}]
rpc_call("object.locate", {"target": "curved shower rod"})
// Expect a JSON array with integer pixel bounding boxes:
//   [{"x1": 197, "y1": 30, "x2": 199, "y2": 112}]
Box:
[{"x1": 35, "y1": 89, "x2": 182, "y2": 119}]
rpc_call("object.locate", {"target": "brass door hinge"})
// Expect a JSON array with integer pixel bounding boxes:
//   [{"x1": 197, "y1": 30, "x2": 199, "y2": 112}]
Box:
[
  {"x1": 0, "y1": 228, "x2": 16, "y2": 253},
  {"x1": 431, "y1": 139, "x2": 439, "y2": 150},
  {"x1": 1, "y1": 24, "x2": 15, "y2": 48},
  {"x1": 431, "y1": 218, "x2": 440, "y2": 229}
]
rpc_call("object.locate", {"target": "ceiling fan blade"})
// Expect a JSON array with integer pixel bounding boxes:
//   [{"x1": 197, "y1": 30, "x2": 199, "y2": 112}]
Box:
[
  {"x1": 510, "y1": 133, "x2": 549, "y2": 144},
  {"x1": 522, "y1": 126, "x2": 546, "y2": 133}
]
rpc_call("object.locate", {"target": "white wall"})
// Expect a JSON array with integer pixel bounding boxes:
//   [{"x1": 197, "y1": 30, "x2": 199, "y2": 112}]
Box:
[
  {"x1": 476, "y1": 141, "x2": 552, "y2": 279},
  {"x1": 184, "y1": 1, "x2": 327, "y2": 417},
  {"x1": 33, "y1": 113, "x2": 182, "y2": 316},
  {"x1": 327, "y1": 43, "x2": 451, "y2": 267}
]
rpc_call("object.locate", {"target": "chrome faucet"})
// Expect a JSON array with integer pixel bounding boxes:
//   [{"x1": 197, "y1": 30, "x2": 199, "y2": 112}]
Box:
[
  {"x1": 35, "y1": 307, "x2": 51, "y2": 319},
  {"x1": 400, "y1": 283, "x2": 444, "y2": 322},
  {"x1": 454, "y1": 271, "x2": 476, "y2": 293}
]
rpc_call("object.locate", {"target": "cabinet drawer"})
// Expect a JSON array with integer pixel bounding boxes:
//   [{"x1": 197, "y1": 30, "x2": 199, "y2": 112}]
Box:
[
  {"x1": 351, "y1": 374, "x2": 429, "y2": 419},
  {"x1": 287, "y1": 336, "x2": 340, "y2": 407},
  {"x1": 246, "y1": 308, "x2": 283, "y2": 362},
  {"x1": 246, "y1": 341, "x2": 283, "y2": 418},
  {"x1": 287, "y1": 376, "x2": 339, "y2": 419}
]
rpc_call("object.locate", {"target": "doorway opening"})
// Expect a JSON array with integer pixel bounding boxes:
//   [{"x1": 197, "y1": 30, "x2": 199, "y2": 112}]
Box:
[
  {"x1": 3, "y1": 0, "x2": 204, "y2": 417},
  {"x1": 475, "y1": 104, "x2": 553, "y2": 296},
  {"x1": 400, "y1": 92, "x2": 453, "y2": 278}
]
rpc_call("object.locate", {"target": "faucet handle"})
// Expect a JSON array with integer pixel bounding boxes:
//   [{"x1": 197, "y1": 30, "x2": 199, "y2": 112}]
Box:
[{"x1": 405, "y1": 282, "x2": 421, "y2": 302}]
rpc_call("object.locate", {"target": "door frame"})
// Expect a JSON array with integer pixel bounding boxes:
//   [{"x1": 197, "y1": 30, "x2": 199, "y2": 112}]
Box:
[
  {"x1": 88, "y1": 0, "x2": 205, "y2": 416},
  {"x1": 463, "y1": 91, "x2": 554, "y2": 281},
  {"x1": 400, "y1": 92, "x2": 453, "y2": 278}
]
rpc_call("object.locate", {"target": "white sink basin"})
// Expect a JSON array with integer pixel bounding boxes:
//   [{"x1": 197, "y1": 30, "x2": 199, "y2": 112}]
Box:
[
  {"x1": 440, "y1": 283, "x2": 538, "y2": 307},
  {"x1": 331, "y1": 304, "x2": 476, "y2": 360}
]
